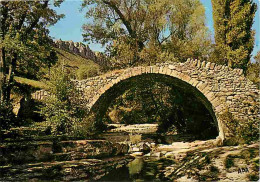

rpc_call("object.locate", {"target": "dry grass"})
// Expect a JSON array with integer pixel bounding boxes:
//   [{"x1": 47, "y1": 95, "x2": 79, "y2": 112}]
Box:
[{"x1": 14, "y1": 76, "x2": 49, "y2": 90}]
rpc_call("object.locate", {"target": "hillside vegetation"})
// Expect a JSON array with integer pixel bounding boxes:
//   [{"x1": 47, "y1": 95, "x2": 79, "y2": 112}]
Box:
[
  {"x1": 54, "y1": 48, "x2": 101, "y2": 80},
  {"x1": 14, "y1": 48, "x2": 100, "y2": 90},
  {"x1": 14, "y1": 77, "x2": 49, "y2": 90}
]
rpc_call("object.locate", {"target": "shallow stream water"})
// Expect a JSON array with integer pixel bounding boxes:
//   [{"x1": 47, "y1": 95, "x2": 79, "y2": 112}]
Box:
[
  {"x1": 100, "y1": 132, "x2": 198, "y2": 144},
  {"x1": 99, "y1": 157, "x2": 174, "y2": 182}
]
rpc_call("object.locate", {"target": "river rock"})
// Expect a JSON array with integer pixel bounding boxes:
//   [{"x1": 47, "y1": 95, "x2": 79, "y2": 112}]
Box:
[
  {"x1": 165, "y1": 152, "x2": 175, "y2": 158},
  {"x1": 113, "y1": 142, "x2": 129, "y2": 155},
  {"x1": 151, "y1": 143, "x2": 156, "y2": 148},
  {"x1": 143, "y1": 143, "x2": 150, "y2": 153},
  {"x1": 0, "y1": 139, "x2": 130, "y2": 165},
  {"x1": 0, "y1": 155, "x2": 134, "y2": 181},
  {"x1": 150, "y1": 152, "x2": 162, "y2": 157},
  {"x1": 144, "y1": 153, "x2": 151, "y2": 157},
  {"x1": 132, "y1": 147, "x2": 140, "y2": 152},
  {"x1": 161, "y1": 151, "x2": 168, "y2": 155},
  {"x1": 130, "y1": 152, "x2": 143, "y2": 157},
  {"x1": 171, "y1": 142, "x2": 190, "y2": 148},
  {"x1": 129, "y1": 142, "x2": 151, "y2": 154},
  {"x1": 137, "y1": 142, "x2": 150, "y2": 153}
]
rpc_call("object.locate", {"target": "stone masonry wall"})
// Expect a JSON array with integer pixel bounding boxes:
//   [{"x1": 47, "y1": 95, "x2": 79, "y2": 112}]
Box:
[
  {"x1": 32, "y1": 59, "x2": 259, "y2": 141},
  {"x1": 54, "y1": 39, "x2": 111, "y2": 68}
]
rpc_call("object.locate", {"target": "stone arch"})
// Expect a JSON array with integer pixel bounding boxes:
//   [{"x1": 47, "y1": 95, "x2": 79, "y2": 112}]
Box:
[
  {"x1": 33, "y1": 59, "x2": 259, "y2": 142},
  {"x1": 83, "y1": 62, "x2": 233, "y2": 141},
  {"x1": 91, "y1": 72, "x2": 223, "y2": 139}
]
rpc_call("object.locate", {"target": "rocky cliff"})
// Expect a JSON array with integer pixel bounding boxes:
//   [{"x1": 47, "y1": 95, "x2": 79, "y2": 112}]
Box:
[{"x1": 54, "y1": 40, "x2": 111, "y2": 68}]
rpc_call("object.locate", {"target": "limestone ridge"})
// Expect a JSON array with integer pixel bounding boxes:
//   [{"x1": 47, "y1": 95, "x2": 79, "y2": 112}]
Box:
[{"x1": 54, "y1": 39, "x2": 111, "y2": 68}]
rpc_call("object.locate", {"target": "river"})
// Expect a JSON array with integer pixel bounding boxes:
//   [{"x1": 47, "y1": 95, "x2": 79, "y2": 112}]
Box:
[{"x1": 99, "y1": 157, "x2": 174, "y2": 181}]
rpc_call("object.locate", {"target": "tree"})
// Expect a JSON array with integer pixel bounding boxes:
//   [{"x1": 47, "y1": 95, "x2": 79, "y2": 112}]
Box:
[
  {"x1": 254, "y1": 51, "x2": 260, "y2": 62},
  {"x1": 246, "y1": 51, "x2": 260, "y2": 86},
  {"x1": 0, "y1": 1, "x2": 63, "y2": 127},
  {"x1": 82, "y1": 0, "x2": 212, "y2": 68},
  {"x1": 164, "y1": 0, "x2": 213, "y2": 62},
  {"x1": 39, "y1": 67, "x2": 90, "y2": 136},
  {"x1": 212, "y1": 0, "x2": 257, "y2": 71},
  {"x1": 82, "y1": 0, "x2": 215, "y2": 138}
]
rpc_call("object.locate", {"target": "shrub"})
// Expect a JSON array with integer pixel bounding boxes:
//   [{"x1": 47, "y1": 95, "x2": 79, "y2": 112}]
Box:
[
  {"x1": 210, "y1": 165, "x2": 219, "y2": 173},
  {"x1": 219, "y1": 109, "x2": 259, "y2": 145},
  {"x1": 0, "y1": 101, "x2": 16, "y2": 129},
  {"x1": 247, "y1": 174, "x2": 259, "y2": 181},
  {"x1": 225, "y1": 155, "x2": 235, "y2": 169},
  {"x1": 39, "y1": 67, "x2": 92, "y2": 136},
  {"x1": 70, "y1": 118, "x2": 95, "y2": 138},
  {"x1": 246, "y1": 58, "x2": 260, "y2": 88},
  {"x1": 76, "y1": 64, "x2": 99, "y2": 80}
]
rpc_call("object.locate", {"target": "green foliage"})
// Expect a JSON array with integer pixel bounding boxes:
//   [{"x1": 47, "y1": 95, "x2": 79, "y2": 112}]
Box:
[
  {"x1": 212, "y1": 0, "x2": 257, "y2": 71},
  {"x1": 0, "y1": 1, "x2": 63, "y2": 121},
  {"x1": 76, "y1": 64, "x2": 100, "y2": 80},
  {"x1": 254, "y1": 51, "x2": 260, "y2": 62},
  {"x1": 70, "y1": 119, "x2": 95, "y2": 137},
  {"x1": 14, "y1": 76, "x2": 49, "y2": 90},
  {"x1": 225, "y1": 155, "x2": 235, "y2": 168},
  {"x1": 39, "y1": 68, "x2": 92, "y2": 136},
  {"x1": 246, "y1": 51, "x2": 260, "y2": 87},
  {"x1": 205, "y1": 155, "x2": 211, "y2": 164},
  {"x1": 0, "y1": 101, "x2": 16, "y2": 129},
  {"x1": 38, "y1": 48, "x2": 101, "y2": 80},
  {"x1": 248, "y1": 174, "x2": 259, "y2": 181},
  {"x1": 219, "y1": 109, "x2": 259, "y2": 145},
  {"x1": 139, "y1": 44, "x2": 177, "y2": 66},
  {"x1": 163, "y1": 0, "x2": 213, "y2": 62},
  {"x1": 82, "y1": 0, "x2": 212, "y2": 68},
  {"x1": 210, "y1": 165, "x2": 219, "y2": 173}
]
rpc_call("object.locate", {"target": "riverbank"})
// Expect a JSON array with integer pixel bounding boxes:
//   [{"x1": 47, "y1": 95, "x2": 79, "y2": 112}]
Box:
[
  {"x1": 0, "y1": 127, "x2": 132, "y2": 181},
  {"x1": 163, "y1": 142, "x2": 259, "y2": 181},
  {"x1": 0, "y1": 126, "x2": 258, "y2": 181},
  {"x1": 1, "y1": 156, "x2": 133, "y2": 181},
  {"x1": 126, "y1": 140, "x2": 259, "y2": 182}
]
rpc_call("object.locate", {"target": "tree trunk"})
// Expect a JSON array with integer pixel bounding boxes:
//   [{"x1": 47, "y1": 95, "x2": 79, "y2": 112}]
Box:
[
  {"x1": 5, "y1": 53, "x2": 17, "y2": 102},
  {"x1": 0, "y1": 48, "x2": 3, "y2": 104},
  {"x1": 228, "y1": 59, "x2": 232, "y2": 68},
  {"x1": 0, "y1": 48, "x2": 6, "y2": 104},
  {"x1": 0, "y1": 2, "x2": 8, "y2": 105}
]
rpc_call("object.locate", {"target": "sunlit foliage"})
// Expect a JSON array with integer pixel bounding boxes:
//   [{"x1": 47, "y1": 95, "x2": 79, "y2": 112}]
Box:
[
  {"x1": 82, "y1": 0, "x2": 212, "y2": 68},
  {"x1": 212, "y1": 0, "x2": 257, "y2": 71}
]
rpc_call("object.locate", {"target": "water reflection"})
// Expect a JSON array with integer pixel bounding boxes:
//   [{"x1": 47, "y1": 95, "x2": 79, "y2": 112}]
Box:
[
  {"x1": 128, "y1": 158, "x2": 144, "y2": 176},
  {"x1": 99, "y1": 157, "x2": 173, "y2": 181}
]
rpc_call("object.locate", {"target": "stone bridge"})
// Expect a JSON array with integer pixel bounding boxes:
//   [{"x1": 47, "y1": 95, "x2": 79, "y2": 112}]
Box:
[{"x1": 33, "y1": 59, "x2": 259, "y2": 141}]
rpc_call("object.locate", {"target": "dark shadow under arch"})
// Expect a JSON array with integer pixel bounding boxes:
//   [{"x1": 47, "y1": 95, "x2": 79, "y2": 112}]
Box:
[{"x1": 90, "y1": 73, "x2": 219, "y2": 139}]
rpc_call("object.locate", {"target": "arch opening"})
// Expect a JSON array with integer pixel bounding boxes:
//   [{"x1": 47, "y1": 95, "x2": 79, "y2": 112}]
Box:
[{"x1": 91, "y1": 73, "x2": 219, "y2": 141}]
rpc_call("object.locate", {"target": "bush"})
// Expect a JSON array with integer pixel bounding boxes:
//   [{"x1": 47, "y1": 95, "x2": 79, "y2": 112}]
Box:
[
  {"x1": 210, "y1": 165, "x2": 219, "y2": 173},
  {"x1": 219, "y1": 109, "x2": 259, "y2": 145},
  {"x1": 225, "y1": 156, "x2": 235, "y2": 169},
  {"x1": 246, "y1": 63, "x2": 260, "y2": 88},
  {"x1": 39, "y1": 68, "x2": 93, "y2": 136},
  {"x1": 0, "y1": 101, "x2": 16, "y2": 129},
  {"x1": 70, "y1": 118, "x2": 95, "y2": 137},
  {"x1": 76, "y1": 64, "x2": 99, "y2": 80}
]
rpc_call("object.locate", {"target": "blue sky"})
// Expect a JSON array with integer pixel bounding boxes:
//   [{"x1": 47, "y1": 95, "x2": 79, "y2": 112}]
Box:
[{"x1": 49, "y1": 0, "x2": 260, "y2": 59}]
